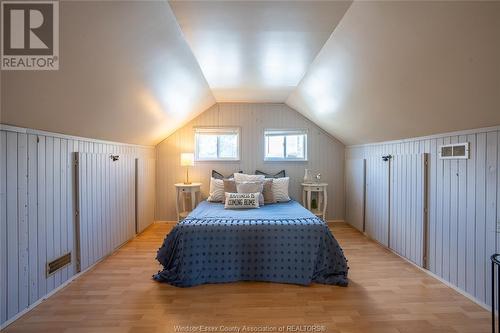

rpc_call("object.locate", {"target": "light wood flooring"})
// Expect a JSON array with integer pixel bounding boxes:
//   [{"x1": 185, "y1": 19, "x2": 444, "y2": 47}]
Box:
[{"x1": 4, "y1": 223, "x2": 490, "y2": 333}]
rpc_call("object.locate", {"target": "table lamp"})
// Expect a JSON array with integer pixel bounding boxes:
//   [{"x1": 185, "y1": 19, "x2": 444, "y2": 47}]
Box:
[{"x1": 180, "y1": 153, "x2": 194, "y2": 184}]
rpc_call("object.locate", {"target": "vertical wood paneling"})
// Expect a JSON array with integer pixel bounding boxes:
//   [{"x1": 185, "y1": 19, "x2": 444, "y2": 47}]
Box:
[
  {"x1": 6, "y1": 132, "x2": 19, "y2": 318},
  {"x1": 0, "y1": 131, "x2": 7, "y2": 324},
  {"x1": 17, "y1": 134, "x2": 29, "y2": 312},
  {"x1": 76, "y1": 153, "x2": 137, "y2": 271},
  {"x1": 0, "y1": 127, "x2": 154, "y2": 327},
  {"x1": 345, "y1": 159, "x2": 365, "y2": 232},
  {"x1": 466, "y1": 133, "x2": 477, "y2": 295},
  {"x1": 485, "y1": 131, "x2": 497, "y2": 305},
  {"x1": 156, "y1": 103, "x2": 345, "y2": 221},
  {"x1": 475, "y1": 133, "x2": 486, "y2": 303},
  {"x1": 457, "y1": 134, "x2": 467, "y2": 291},
  {"x1": 45, "y1": 137, "x2": 55, "y2": 292},
  {"x1": 345, "y1": 127, "x2": 500, "y2": 307},
  {"x1": 428, "y1": 139, "x2": 437, "y2": 272},
  {"x1": 137, "y1": 158, "x2": 156, "y2": 233},
  {"x1": 389, "y1": 154, "x2": 426, "y2": 266},
  {"x1": 36, "y1": 136, "x2": 46, "y2": 299},
  {"x1": 365, "y1": 156, "x2": 389, "y2": 246}
]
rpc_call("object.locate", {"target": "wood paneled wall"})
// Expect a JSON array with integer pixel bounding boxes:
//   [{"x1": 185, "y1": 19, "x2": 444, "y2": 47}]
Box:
[
  {"x1": 0, "y1": 126, "x2": 155, "y2": 327},
  {"x1": 345, "y1": 126, "x2": 500, "y2": 307},
  {"x1": 76, "y1": 153, "x2": 137, "y2": 271},
  {"x1": 137, "y1": 158, "x2": 156, "y2": 233},
  {"x1": 156, "y1": 103, "x2": 345, "y2": 221}
]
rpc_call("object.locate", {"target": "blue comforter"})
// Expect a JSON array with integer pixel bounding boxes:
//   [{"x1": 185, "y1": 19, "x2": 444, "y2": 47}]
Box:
[{"x1": 154, "y1": 200, "x2": 348, "y2": 287}]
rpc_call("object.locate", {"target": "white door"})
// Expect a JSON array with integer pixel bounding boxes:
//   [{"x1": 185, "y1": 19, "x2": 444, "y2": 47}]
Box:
[
  {"x1": 136, "y1": 158, "x2": 156, "y2": 234},
  {"x1": 346, "y1": 159, "x2": 365, "y2": 232},
  {"x1": 75, "y1": 153, "x2": 135, "y2": 271},
  {"x1": 390, "y1": 153, "x2": 428, "y2": 267},
  {"x1": 365, "y1": 156, "x2": 390, "y2": 246}
]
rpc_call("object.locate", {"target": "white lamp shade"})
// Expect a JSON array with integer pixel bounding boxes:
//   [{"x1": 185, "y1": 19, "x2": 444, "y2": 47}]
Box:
[{"x1": 180, "y1": 153, "x2": 194, "y2": 166}]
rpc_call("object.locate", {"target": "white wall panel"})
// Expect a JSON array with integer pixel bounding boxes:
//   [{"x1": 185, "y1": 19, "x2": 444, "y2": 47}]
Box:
[
  {"x1": 345, "y1": 159, "x2": 365, "y2": 232},
  {"x1": 345, "y1": 126, "x2": 500, "y2": 307},
  {"x1": 389, "y1": 154, "x2": 427, "y2": 267},
  {"x1": 365, "y1": 156, "x2": 389, "y2": 246},
  {"x1": 76, "y1": 153, "x2": 136, "y2": 271},
  {"x1": 156, "y1": 103, "x2": 345, "y2": 221},
  {"x1": 0, "y1": 131, "x2": 8, "y2": 324},
  {"x1": 0, "y1": 127, "x2": 154, "y2": 328},
  {"x1": 137, "y1": 158, "x2": 156, "y2": 233}
]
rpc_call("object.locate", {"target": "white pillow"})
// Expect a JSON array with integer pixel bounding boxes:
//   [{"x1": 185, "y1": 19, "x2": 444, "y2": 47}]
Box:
[
  {"x1": 224, "y1": 192, "x2": 260, "y2": 209},
  {"x1": 236, "y1": 181, "x2": 264, "y2": 205},
  {"x1": 272, "y1": 177, "x2": 290, "y2": 202},
  {"x1": 233, "y1": 173, "x2": 266, "y2": 182},
  {"x1": 207, "y1": 177, "x2": 224, "y2": 202}
]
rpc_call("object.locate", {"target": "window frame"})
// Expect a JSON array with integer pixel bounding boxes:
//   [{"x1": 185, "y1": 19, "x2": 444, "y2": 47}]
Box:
[
  {"x1": 194, "y1": 127, "x2": 241, "y2": 162},
  {"x1": 263, "y1": 129, "x2": 308, "y2": 162}
]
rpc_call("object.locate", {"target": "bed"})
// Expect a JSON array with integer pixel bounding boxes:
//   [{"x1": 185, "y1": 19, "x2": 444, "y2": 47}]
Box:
[{"x1": 153, "y1": 200, "x2": 348, "y2": 287}]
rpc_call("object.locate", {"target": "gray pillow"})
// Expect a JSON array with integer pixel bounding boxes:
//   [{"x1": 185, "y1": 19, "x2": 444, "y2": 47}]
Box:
[
  {"x1": 236, "y1": 181, "x2": 264, "y2": 205},
  {"x1": 223, "y1": 179, "x2": 237, "y2": 193},
  {"x1": 262, "y1": 179, "x2": 275, "y2": 204}
]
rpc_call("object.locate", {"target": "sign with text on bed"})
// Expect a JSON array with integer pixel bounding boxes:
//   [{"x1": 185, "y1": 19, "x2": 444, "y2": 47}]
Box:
[{"x1": 225, "y1": 192, "x2": 260, "y2": 209}]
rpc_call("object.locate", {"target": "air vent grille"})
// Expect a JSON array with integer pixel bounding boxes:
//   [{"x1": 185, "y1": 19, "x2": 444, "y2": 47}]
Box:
[
  {"x1": 439, "y1": 142, "x2": 469, "y2": 159},
  {"x1": 47, "y1": 253, "x2": 71, "y2": 276}
]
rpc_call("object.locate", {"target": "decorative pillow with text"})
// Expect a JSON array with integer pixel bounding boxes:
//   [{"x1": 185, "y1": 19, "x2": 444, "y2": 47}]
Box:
[{"x1": 224, "y1": 192, "x2": 260, "y2": 209}]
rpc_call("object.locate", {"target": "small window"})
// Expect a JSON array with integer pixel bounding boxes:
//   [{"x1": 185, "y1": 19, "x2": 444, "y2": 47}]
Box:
[
  {"x1": 195, "y1": 127, "x2": 240, "y2": 161},
  {"x1": 264, "y1": 129, "x2": 307, "y2": 161}
]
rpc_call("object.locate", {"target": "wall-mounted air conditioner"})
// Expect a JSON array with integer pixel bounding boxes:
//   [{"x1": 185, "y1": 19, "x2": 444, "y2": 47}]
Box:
[{"x1": 438, "y1": 142, "x2": 470, "y2": 159}]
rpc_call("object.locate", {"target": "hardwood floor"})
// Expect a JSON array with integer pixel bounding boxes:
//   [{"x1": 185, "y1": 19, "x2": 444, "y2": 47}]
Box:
[{"x1": 4, "y1": 223, "x2": 489, "y2": 333}]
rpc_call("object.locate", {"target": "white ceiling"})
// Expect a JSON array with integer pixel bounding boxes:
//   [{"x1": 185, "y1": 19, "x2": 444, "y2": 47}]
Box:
[
  {"x1": 169, "y1": 1, "x2": 351, "y2": 102},
  {"x1": 1, "y1": 1, "x2": 499, "y2": 146}
]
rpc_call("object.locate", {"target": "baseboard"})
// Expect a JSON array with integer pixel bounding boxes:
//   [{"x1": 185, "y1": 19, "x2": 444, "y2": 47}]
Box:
[
  {"x1": 0, "y1": 258, "x2": 103, "y2": 330},
  {"x1": 392, "y1": 248, "x2": 490, "y2": 312},
  {"x1": 0, "y1": 237, "x2": 134, "y2": 330},
  {"x1": 326, "y1": 219, "x2": 345, "y2": 225},
  {"x1": 154, "y1": 220, "x2": 177, "y2": 224},
  {"x1": 355, "y1": 228, "x2": 491, "y2": 312}
]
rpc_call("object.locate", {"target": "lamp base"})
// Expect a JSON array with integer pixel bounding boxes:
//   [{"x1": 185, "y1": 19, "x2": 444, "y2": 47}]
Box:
[{"x1": 183, "y1": 181, "x2": 192, "y2": 185}]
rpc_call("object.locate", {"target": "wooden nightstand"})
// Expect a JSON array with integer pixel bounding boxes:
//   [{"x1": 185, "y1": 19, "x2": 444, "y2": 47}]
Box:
[
  {"x1": 174, "y1": 183, "x2": 202, "y2": 222},
  {"x1": 301, "y1": 183, "x2": 328, "y2": 220}
]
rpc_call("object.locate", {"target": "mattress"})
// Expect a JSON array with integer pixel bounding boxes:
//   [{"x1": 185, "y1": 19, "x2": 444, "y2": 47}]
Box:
[{"x1": 153, "y1": 200, "x2": 348, "y2": 287}]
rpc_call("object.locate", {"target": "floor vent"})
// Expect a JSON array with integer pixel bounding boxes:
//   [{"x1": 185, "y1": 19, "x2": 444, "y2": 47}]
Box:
[{"x1": 47, "y1": 253, "x2": 71, "y2": 276}]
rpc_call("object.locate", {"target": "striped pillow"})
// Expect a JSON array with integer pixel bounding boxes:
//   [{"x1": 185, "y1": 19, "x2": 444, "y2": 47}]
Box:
[{"x1": 271, "y1": 177, "x2": 290, "y2": 202}]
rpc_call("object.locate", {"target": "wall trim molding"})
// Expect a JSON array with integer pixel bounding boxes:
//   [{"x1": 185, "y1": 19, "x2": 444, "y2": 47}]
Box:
[
  {"x1": 359, "y1": 229, "x2": 490, "y2": 312},
  {"x1": 390, "y1": 245, "x2": 490, "y2": 312},
  {"x1": 326, "y1": 219, "x2": 345, "y2": 225},
  {"x1": 155, "y1": 220, "x2": 178, "y2": 224},
  {"x1": 0, "y1": 123, "x2": 154, "y2": 149},
  {"x1": 347, "y1": 125, "x2": 500, "y2": 149},
  {"x1": 0, "y1": 256, "x2": 102, "y2": 330}
]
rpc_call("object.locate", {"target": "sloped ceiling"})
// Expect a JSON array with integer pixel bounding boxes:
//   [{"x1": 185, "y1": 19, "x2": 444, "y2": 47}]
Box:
[
  {"x1": 1, "y1": 1, "x2": 499, "y2": 146},
  {"x1": 1, "y1": 1, "x2": 215, "y2": 145},
  {"x1": 287, "y1": 0, "x2": 500, "y2": 145},
  {"x1": 169, "y1": 0, "x2": 351, "y2": 102}
]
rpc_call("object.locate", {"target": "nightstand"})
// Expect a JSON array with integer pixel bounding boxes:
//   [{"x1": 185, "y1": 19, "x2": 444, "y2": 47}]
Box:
[
  {"x1": 301, "y1": 183, "x2": 328, "y2": 220},
  {"x1": 174, "y1": 183, "x2": 202, "y2": 222}
]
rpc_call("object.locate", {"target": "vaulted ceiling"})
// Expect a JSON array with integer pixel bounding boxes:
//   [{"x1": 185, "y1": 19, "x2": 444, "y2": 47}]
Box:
[{"x1": 1, "y1": 1, "x2": 499, "y2": 146}]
